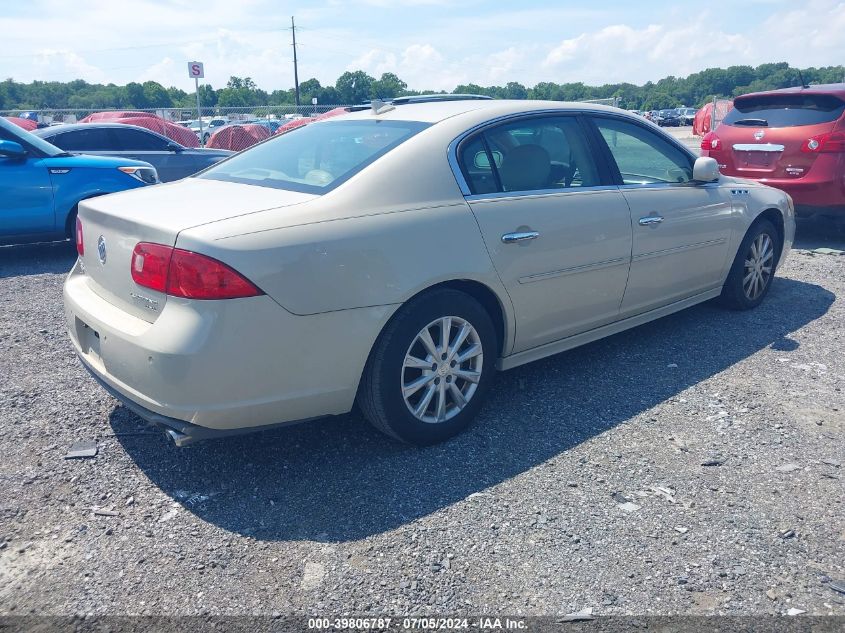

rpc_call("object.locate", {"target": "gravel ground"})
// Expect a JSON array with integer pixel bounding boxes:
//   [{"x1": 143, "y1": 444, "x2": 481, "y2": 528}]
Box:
[{"x1": 1, "y1": 220, "x2": 844, "y2": 620}]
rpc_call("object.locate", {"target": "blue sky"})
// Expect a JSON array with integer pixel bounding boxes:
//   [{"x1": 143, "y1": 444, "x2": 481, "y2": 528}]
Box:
[{"x1": 1, "y1": 0, "x2": 843, "y2": 91}]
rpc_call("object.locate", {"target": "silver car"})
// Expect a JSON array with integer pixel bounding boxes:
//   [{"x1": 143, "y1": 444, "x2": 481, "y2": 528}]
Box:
[{"x1": 64, "y1": 99, "x2": 795, "y2": 446}]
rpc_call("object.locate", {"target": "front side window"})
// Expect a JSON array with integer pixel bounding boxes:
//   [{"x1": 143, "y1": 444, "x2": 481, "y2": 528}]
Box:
[
  {"x1": 592, "y1": 117, "x2": 693, "y2": 185},
  {"x1": 199, "y1": 119, "x2": 429, "y2": 193},
  {"x1": 458, "y1": 116, "x2": 600, "y2": 195},
  {"x1": 0, "y1": 118, "x2": 63, "y2": 156}
]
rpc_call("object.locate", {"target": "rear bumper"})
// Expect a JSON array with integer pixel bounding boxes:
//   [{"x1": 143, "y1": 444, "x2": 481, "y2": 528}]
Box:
[
  {"x1": 793, "y1": 204, "x2": 845, "y2": 218},
  {"x1": 80, "y1": 361, "x2": 312, "y2": 445},
  {"x1": 64, "y1": 260, "x2": 394, "y2": 431},
  {"x1": 758, "y1": 177, "x2": 845, "y2": 211},
  {"x1": 709, "y1": 152, "x2": 845, "y2": 210}
]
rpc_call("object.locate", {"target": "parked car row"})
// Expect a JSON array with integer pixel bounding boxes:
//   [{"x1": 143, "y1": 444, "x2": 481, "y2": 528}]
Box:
[
  {"x1": 178, "y1": 117, "x2": 287, "y2": 143},
  {"x1": 629, "y1": 107, "x2": 700, "y2": 127},
  {"x1": 33, "y1": 123, "x2": 232, "y2": 182},
  {"x1": 0, "y1": 117, "x2": 159, "y2": 245}
]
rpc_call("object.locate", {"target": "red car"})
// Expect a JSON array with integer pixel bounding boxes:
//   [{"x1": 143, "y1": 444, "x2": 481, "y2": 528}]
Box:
[{"x1": 701, "y1": 84, "x2": 845, "y2": 218}]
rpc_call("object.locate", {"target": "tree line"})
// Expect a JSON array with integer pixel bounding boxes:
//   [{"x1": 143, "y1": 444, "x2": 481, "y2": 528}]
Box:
[{"x1": 1, "y1": 62, "x2": 843, "y2": 113}]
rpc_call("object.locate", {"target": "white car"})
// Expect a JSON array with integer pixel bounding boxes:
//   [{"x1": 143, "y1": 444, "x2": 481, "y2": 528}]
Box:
[
  {"x1": 65, "y1": 98, "x2": 794, "y2": 446},
  {"x1": 189, "y1": 117, "x2": 228, "y2": 144}
]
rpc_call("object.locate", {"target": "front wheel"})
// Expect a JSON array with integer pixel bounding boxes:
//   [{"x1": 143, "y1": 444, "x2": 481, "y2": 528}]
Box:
[
  {"x1": 358, "y1": 288, "x2": 497, "y2": 445},
  {"x1": 719, "y1": 219, "x2": 780, "y2": 310}
]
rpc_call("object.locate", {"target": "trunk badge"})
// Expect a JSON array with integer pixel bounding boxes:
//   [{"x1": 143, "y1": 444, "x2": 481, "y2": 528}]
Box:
[
  {"x1": 97, "y1": 236, "x2": 107, "y2": 265},
  {"x1": 754, "y1": 130, "x2": 765, "y2": 140}
]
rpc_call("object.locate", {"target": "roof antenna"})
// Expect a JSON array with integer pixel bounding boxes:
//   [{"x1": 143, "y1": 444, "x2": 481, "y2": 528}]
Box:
[
  {"x1": 370, "y1": 98, "x2": 395, "y2": 115},
  {"x1": 797, "y1": 68, "x2": 809, "y2": 89}
]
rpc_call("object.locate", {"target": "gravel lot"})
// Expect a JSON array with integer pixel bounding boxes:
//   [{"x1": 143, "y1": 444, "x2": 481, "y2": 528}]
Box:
[{"x1": 1, "y1": 220, "x2": 844, "y2": 620}]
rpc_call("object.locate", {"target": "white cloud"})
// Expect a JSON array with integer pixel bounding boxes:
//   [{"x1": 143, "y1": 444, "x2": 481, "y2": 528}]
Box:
[
  {"x1": 1, "y1": 0, "x2": 844, "y2": 94},
  {"x1": 348, "y1": 43, "x2": 465, "y2": 91},
  {"x1": 32, "y1": 49, "x2": 106, "y2": 83},
  {"x1": 543, "y1": 21, "x2": 754, "y2": 84}
]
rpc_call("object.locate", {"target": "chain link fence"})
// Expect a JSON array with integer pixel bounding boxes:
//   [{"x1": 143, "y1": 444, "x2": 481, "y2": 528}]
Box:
[
  {"x1": 3, "y1": 97, "x2": 621, "y2": 128},
  {"x1": 710, "y1": 98, "x2": 734, "y2": 130},
  {"x1": 1, "y1": 105, "x2": 345, "y2": 125},
  {"x1": 1, "y1": 105, "x2": 350, "y2": 146},
  {"x1": 4, "y1": 97, "x2": 623, "y2": 149},
  {"x1": 576, "y1": 97, "x2": 620, "y2": 108}
]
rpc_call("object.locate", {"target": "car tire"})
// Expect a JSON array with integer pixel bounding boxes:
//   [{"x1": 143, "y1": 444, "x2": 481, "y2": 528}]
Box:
[
  {"x1": 358, "y1": 288, "x2": 497, "y2": 445},
  {"x1": 65, "y1": 205, "x2": 79, "y2": 240},
  {"x1": 719, "y1": 218, "x2": 781, "y2": 310}
]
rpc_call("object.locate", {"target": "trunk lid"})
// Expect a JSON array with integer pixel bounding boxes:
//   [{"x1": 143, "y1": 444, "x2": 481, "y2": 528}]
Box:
[{"x1": 77, "y1": 178, "x2": 316, "y2": 322}]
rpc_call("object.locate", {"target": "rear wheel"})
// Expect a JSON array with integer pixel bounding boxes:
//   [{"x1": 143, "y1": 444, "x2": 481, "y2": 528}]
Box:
[
  {"x1": 719, "y1": 219, "x2": 780, "y2": 310},
  {"x1": 64, "y1": 205, "x2": 79, "y2": 240},
  {"x1": 358, "y1": 288, "x2": 496, "y2": 445}
]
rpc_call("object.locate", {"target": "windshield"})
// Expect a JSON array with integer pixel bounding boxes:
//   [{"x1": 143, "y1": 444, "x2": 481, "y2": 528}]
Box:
[
  {"x1": 0, "y1": 117, "x2": 65, "y2": 156},
  {"x1": 723, "y1": 93, "x2": 845, "y2": 127},
  {"x1": 198, "y1": 119, "x2": 430, "y2": 193}
]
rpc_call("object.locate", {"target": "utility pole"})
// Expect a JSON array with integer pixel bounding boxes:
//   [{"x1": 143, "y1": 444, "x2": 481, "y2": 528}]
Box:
[{"x1": 291, "y1": 16, "x2": 301, "y2": 107}]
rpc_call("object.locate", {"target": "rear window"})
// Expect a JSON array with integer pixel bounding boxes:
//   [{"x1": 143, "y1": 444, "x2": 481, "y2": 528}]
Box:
[
  {"x1": 198, "y1": 119, "x2": 429, "y2": 193},
  {"x1": 723, "y1": 93, "x2": 845, "y2": 128}
]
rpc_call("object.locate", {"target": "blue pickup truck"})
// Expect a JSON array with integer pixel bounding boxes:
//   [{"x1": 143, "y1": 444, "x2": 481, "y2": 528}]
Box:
[{"x1": 1, "y1": 117, "x2": 159, "y2": 245}]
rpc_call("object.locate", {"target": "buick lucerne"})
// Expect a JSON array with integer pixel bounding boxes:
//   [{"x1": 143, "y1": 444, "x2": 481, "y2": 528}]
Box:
[{"x1": 64, "y1": 99, "x2": 795, "y2": 445}]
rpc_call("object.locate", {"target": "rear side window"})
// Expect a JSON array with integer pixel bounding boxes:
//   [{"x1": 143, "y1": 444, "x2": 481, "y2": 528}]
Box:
[
  {"x1": 723, "y1": 94, "x2": 845, "y2": 128},
  {"x1": 199, "y1": 119, "x2": 429, "y2": 193},
  {"x1": 458, "y1": 135, "x2": 499, "y2": 195},
  {"x1": 52, "y1": 128, "x2": 115, "y2": 151}
]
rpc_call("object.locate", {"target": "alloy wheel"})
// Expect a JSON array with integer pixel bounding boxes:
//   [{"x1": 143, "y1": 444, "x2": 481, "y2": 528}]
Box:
[
  {"x1": 743, "y1": 233, "x2": 774, "y2": 301},
  {"x1": 401, "y1": 316, "x2": 483, "y2": 424}
]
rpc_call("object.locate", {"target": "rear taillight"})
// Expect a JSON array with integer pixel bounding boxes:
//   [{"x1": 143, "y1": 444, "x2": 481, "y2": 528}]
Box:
[
  {"x1": 131, "y1": 242, "x2": 171, "y2": 293},
  {"x1": 131, "y1": 242, "x2": 263, "y2": 300},
  {"x1": 801, "y1": 131, "x2": 845, "y2": 153},
  {"x1": 75, "y1": 217, "x2": 84, "y2": 256},
  {"x1": 701, "y1": 132, "x2": 721, "y2": 151}
]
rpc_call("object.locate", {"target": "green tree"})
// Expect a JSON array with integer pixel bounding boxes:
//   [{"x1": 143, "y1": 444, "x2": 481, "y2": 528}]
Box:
[
  {"x1": 502, "y1": 81, "x2": 528, "y2": 100},
  {"x1": 197, "y1": 84, "x2": 218, "y2": 107},
  {"x1": 335, "y1": 70, "x2": 374, "y2": 104},
  {"x1": 370, "y1": 72, "x2": 407, "y2": 99},
  {"x1": 298, "y1": 78, "x2": 321, "y2": 102},
  {"x1": 125, "y1": 82, "x2": 147, "y2": 108},
  {"x1": 141, "y1": 81, "x2": 171, "y2": 107}
]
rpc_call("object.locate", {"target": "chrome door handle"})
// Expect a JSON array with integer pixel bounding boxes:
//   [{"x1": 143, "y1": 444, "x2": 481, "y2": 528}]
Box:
[
  {"x1": 638, "y1": 215, "x2": 664, "y2": 226},
  {"x1": 501, "y1": 231, "x2": 540, "y2": 244}
]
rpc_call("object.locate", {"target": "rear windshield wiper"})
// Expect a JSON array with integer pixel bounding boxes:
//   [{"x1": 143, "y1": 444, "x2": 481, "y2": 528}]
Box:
[{"x1": 732, "y1": 118, "x2": 769, "y2": 126}]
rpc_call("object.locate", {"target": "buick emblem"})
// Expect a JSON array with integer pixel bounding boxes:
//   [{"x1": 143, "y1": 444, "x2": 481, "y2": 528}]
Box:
[
  {"x1": 97, "y1": 236, "x2": 107, "y2": 265},
  {"x1": 754, "y1": 130, "x2": 765, "y2": 140}
]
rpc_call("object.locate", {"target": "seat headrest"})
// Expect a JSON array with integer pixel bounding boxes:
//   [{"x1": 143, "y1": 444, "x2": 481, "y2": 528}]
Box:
[{"x1": 498, "y1": 144, "x2": 551, "y2": 192}]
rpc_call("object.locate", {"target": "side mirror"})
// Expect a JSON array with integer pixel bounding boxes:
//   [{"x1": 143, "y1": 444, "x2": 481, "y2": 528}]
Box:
[
  {"x1": 0, "y1": 140, "x2": 26, "y2": 160},
  {"x1": 692, "y1": 156, "x2": 719, "y2": 183},
  {"x1": 166, "y1": 142, "x2": 183, "y2": 152}
]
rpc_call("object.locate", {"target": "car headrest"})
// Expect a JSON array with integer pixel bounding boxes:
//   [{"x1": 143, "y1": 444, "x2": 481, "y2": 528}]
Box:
[{"x1": 498, "y1": 144, "x2": 551, "y2": 192}]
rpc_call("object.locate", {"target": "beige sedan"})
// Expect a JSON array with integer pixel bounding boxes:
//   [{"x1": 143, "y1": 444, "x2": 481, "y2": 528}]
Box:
[{"x1": 64, "y1": 98, "x2": 795, "y2": 445}]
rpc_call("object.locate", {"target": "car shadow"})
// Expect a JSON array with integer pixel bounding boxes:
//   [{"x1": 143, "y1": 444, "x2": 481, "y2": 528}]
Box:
[
  {"x1": 111, "y1": 276, "x2": 834, "y2": 543},
  {"x1": 0, "y1": 240, "x2": 76, "y2": 279}
]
